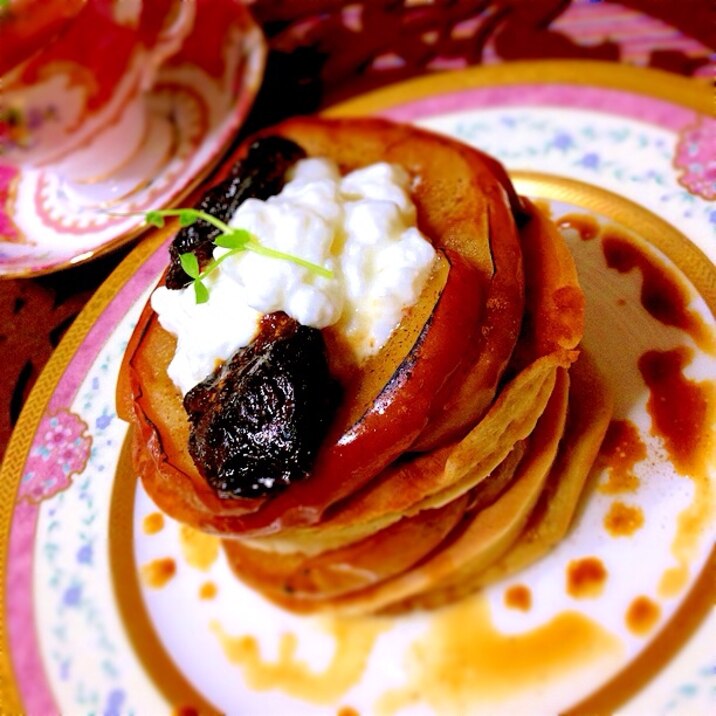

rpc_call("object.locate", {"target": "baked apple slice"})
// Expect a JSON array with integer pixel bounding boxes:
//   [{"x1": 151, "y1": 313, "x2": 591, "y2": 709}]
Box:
[
  {"x1": 123, "y1": 246, "x2": 483, "y2": 532},
  {"x1": 119, "y1": 117, "x2": 519, "y2": 534},
  {"x1": 243, "y1": 189, "x2": 584, "y2": 553}
]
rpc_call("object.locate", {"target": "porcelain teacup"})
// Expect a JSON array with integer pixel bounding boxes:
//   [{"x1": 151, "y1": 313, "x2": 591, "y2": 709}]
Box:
[{"x1": 0, "y1": 0, "x2": 196, "y2": 183}]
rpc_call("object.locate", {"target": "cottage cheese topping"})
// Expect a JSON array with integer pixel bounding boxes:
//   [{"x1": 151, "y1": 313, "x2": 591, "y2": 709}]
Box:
[{"x1": 151, "y1": 158, "x2": 436, "y2": 395}]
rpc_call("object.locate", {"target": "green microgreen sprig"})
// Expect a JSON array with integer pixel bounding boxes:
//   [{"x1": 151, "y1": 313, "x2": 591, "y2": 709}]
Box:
[{"x1": 144, "y1": 209, "x2": 333, "y2": 305}]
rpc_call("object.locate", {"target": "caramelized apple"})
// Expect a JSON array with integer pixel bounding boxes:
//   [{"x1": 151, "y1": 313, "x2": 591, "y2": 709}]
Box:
[
  {"x1": 123, "y1": 247, "x2": 483, "y2": 532},
  {"x1": 119, "y1": 117, "x2": 522, "y2": 534}
]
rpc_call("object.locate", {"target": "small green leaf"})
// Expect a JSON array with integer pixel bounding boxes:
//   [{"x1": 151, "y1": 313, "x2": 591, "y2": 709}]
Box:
[
  {"x1": 145, "y1": 210, "x2": 165, "y2": 228},
  {"x1": 178, "y1": 209, "x2": 198, "y2": 227},
  {"x1": 179, "y1": 252, "x2": 200, "y2": 279},
  {"x1": 194, "y1": 280, "x2": 209, "y2": 304},
  {"x1": 214, "y1": 229, "x2": 252, "y2": 250},
  {"x1": 213, "y1": 236, "x2": 237, "y2": 250},
  {"x1": 159, "y1": 205, "x2": 335, "y2": 305}
]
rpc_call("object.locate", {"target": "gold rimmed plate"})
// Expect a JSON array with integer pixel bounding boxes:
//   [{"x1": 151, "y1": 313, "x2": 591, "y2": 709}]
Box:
[{"x1": 1, "y1": 62, "x2": 714, "y2": 714}]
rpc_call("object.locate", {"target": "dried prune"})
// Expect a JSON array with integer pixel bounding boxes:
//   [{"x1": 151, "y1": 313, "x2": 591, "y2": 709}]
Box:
[
  {"x1": 166, "y1": 136, "x2": 306, "y2": 289},
  {"x1": 183, "y1": 313, "x2": 341, "y2": 499}
]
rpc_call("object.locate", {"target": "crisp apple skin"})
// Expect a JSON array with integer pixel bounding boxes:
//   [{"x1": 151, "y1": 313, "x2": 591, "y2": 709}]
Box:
[{"x1": 118, "y1": 117, "x2": 525, "y2": 535}]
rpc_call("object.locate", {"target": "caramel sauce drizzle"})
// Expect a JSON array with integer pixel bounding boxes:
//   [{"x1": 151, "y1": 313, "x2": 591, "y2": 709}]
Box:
[
  {"x1": 626, "y1": 596, "x2": 661, "y2": 637},
  {"x1": 179, "y1": 525, "x2": 220, "y2": 572},
  {"x1": 603, "y1": 233, "x2": 716, "y2": 355},
  {"x1": 199, "y1": 581, "x2": 218, "y2": 600},
  {"x1": 210, "y1": 617, "x2": 389, "y2": 705},
  {"x1": 142, "y1": 511, "x2": 165, "y2": 535},
  {"x1": 639, "y1": 345, "x2": 715, "y2": 596},
  {"x1": 598, "y1": 419, "x2": 646, "y2": 494},
  {"x1": 337, "y1": 707, "x2": 360, "y2": 716},
  {"x1": 504, "y1": 584, "x2": 532, "y2": 611},
  {"x1": 567, "y1": 557, "x2": 608, "y2": 599},
  {"x1": 639, "y1": 346, "x2": 713, "y2": 477},
  {"x1": 595, "y1": 222, "x2": 716, "y2": 599},
  {"x1": 376, "y1": 596, "x2": 621, "y2": 714},
  {"x1": 659, "y1": 564, "x2": 690, "y2": 599}
]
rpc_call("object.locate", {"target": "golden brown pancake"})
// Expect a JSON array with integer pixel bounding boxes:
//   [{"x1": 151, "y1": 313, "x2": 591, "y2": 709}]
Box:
[
  {"x1": 222, "y1": 494, "x2": 469, "y2": 602},
  {"x1": 118, "y1": 117, "x2": 609, "y2": 616}
]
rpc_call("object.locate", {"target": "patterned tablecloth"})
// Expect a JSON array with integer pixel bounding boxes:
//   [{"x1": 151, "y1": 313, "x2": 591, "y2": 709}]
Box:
[{"x1": 0, "y1": 0, "x2": 713, "y2": 457}]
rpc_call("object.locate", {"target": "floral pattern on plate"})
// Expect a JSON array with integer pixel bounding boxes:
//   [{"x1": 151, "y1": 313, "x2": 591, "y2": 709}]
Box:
[
  {"x1": 674, "y1": 116, "x2": 716, "y2": 201},
  {"x1": 18, "y1": 410, "x2": 91, "y2": 504}
]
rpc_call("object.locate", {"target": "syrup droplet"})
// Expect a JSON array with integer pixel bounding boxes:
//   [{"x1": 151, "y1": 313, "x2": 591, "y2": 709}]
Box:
[
  {"x1": 504, "y1": 584, "x2": 532, "y2": 611},
  {"x1": 626, "y1": 596, "x2": 661, "y2": 636},
  {"x1": 141, "y1": 557, "x2": 176, "y2": 588},
  {"x1": 179, "y1": 525, "x2": 220, "y2": 571},
  {"x1": 557, "y1": 214, "x2": 600, "y2": 241},
  {"x1": 566, "y1": 557, "x2": 608, "y2": 598},
  {"x1": 659, "y1": 565, "x2": 690, "y2": 598},
  {"x1": 142, "y1": 511, "x2": 165, "y2": 535},
  {"x1": 337, "y1": 707, "x2": 360, "y2": 716},
  {"x1": 604, "y1": 502, "x2": 644, "y2": 537},
  {"x1": 199, "y1": 581, "x2": 217, "y2": 600}
]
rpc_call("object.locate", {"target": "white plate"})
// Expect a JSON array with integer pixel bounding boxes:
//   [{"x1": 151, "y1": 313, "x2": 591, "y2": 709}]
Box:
[{"x1": 1, "y1": 62, "x2": 714, "y2": 715}]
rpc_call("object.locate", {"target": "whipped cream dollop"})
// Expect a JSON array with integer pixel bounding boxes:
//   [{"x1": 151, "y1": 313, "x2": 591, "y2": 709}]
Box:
[{"x1": 151, "y1": 158, "x2": 436, "y2": 395}]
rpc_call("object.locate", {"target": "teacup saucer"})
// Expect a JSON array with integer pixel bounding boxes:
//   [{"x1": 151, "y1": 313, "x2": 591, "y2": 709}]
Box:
[{"x1": 0, "y1": 12, "x2": 264, "y2": 278}]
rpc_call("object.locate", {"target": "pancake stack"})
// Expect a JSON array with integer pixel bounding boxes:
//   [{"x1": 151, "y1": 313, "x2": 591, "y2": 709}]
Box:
[{"x1": 118, "y1": 118, "x2": 612, "y2": 616}]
